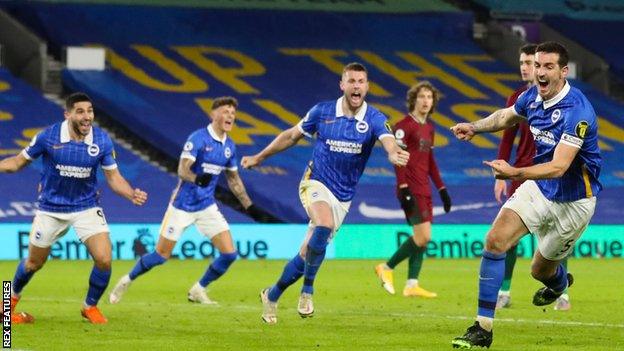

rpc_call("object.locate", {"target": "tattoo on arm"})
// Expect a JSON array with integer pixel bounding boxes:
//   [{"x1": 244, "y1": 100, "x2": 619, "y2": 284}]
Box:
[
  {"x1": 226, "y1": 170, "x2": 252, "y2": 209},
  {"x1": 472, "y1": 107, "x2": 519, "y2": 133}
]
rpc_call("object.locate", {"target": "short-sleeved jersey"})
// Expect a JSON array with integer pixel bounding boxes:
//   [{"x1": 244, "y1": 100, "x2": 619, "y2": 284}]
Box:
[
  {"x1": 297, "y1": 97, "x2": 393, "y2": 201},
  {"x1": 171, "y1": 124, "x2": 238, "y2": 212},
  {"x1": 513, "y1": 82, "x2": 602, "y2": 201},
  {"x1": 22, "y1": 120, "x2": 117, "y2": 213},
  {"x1": 393, "y1": 115, "x2": 444, "y2": 197}
]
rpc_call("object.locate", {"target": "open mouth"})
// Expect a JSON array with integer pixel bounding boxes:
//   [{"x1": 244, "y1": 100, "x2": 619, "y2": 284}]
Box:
[
  {"x1": 350, "y1": 92, "x2": 362, "y2": 103},
  {"x1": 537, "y1": 78, "x2": 549, "y2": 90},
  {"x1": 224, "y1": 120, "x2": 233, "y2": 127}
]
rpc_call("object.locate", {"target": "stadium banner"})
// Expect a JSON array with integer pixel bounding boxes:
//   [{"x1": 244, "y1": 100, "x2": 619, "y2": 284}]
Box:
[{"x1": 0, "y1": 223, "x2": 622, "y2": 260}]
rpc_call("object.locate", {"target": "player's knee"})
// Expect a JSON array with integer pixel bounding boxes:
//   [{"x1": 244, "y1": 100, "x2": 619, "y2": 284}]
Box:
[
  {"x1": 94, "y1": 257, "x2": 112, "y2": 271},
  {"x1": 25, "y1": 257, "x2": 45, "y2": 272},
  {"x1": 156, "y1": 247, "x2": 172, "y2": 259},
  {"x1": 484, "y1": 233, "x2": 509, "y2": 254},
  {"x1": 530, "y1": 263, "x2": 554, "y2": 282},
  {"x1": 413, "y1": 235, "x2": 430, "y2": 247}
]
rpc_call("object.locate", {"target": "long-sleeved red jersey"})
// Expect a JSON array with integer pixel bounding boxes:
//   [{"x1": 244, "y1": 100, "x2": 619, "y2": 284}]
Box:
[
  {"x1": 496, "y1": 85, "x2": 536, "y2": 196},
  {"x1": 394, "y1": 114, "x2": 444, "y2": 197}
]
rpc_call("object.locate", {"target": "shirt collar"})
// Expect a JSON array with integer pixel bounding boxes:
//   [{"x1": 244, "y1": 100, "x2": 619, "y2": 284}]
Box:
[
  {"x1": 207, "y1": 124, "x2": 227, "y2": 144},
  {"x1": 335, "y1": 96, "x2": 367, "y2": 121},
  {"x1": 535, "y1": 80, "x2": 570, "y2": 109},
  {"x1": 60, "y1": 120, "x2": 93, "y2": 144}
]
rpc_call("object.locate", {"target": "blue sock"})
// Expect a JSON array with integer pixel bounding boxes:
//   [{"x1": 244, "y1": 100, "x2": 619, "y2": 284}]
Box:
[
  {"x1": 542, "y1": 263, "x2": 568, "y2": 293},
  {"x1": 268, "y1": 254, "x2": 305, "y2": 302},
  {"x1": 199, "y1": 252, "x2": 238, "y2": 287},
  {"x1": 301, "y1": 226, "x2": 332, "y2": 295},
  {"x1": 477, "y1": 250, "x2": 506, "y2": 318},
  {"x1": 129, "y1": 252, "x2": 167, "y2": 280},
  {"x1": 12, "y1": 259, "x2": 34, "y2": 295},
  {"x1": 85, "y1": 266, "x2": 111, "y2": 306}
]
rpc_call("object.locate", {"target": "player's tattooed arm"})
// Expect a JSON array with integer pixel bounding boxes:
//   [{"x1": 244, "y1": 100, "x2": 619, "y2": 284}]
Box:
[
  {"x1": 471, "y1": 106, "x2": 523, "y2": 134},
  {"x1": 225, "y1": 169, "x2": 253, "y2": 209}
]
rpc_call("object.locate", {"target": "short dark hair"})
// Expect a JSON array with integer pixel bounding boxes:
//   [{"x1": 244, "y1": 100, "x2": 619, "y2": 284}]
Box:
[
  {"x1": 519, "y1": 43, "x2": 537, "y2": 56},
  {"x1": 406, "y1": 81, "x2": 440, "y2": 114},
  {"x1": 65, "y1": 92, "x2": 92, "y2": 110},
  {"x1": 343, "y1": 62, "x2": 368, "y2": 75},
  {"x1": 536, "y1": 41, "x2": 569, "y2": 67},
  {"x1": 211, "y1": 96, "x2": 238, "y2": 110}
]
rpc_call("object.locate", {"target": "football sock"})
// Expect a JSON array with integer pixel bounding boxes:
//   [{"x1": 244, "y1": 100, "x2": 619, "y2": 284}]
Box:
[
  {"x1": 268, "y1": 254, "x2": 305, "y2": 302},
  {"x1": 561, "y1": 257, "x2": 569, "y2": 294},
  {"x1": 406, "y1": 279, "x2": 418, "y2": 288},
  {"x1": 12, "y1": 259, "x2": 34, "y2": 295},
  {"x1": 85, "y1": 266, "x2": 111, "y2": 306},
  {"x1": 387, "y1": 237, "x2": 418, "y2": 269},
  {"x1": 199, "y1": 252, "x2": 238, "y2": 288},
  {"x1": 542, "y1": 263, "x2": 568, "y2": 294},
  {"x1": 500, "y1": 244, "x2": 518, "y2": 292},
  {"x1": 301, "y1": 226, "x2": 332, "y2": 295},
  {"x1": 407, "y1": 244, "x2": 425, "y2": 280},
  {"x1": 477, "y1": 250, "x2": 506, "y2": 319},
  {"x1": 129, "y1": 252, "x2": 167, "y2": 280}
]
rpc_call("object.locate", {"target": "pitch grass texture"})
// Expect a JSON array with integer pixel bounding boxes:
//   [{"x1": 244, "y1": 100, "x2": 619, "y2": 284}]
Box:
[{"x1": 3, "y1": 259, "x2": 623, "y2": 350}]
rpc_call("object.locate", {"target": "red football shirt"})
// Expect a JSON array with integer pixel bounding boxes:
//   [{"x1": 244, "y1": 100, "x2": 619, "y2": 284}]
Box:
[
  {"x1": 497, "y1": 85, "x2": 536, "y2": 195},
  {"x1": 394, "y1": 115, "x2": 444, "y2": 197}
]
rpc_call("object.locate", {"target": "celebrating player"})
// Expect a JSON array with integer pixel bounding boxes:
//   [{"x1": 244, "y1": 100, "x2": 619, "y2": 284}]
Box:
[
  {"x1": 1, "y1": 92, "x2": 147, "y2": 324},
  {"x1": 375, "y1": 81, "x2": 451, "y2": 298},
  {"x1": 241, "y1": 62, "x2": 409, "y2": 324},
  {"x1": 450, "y1": 42, "x2": 601, "y2": 348},
  {"x1": 109, "y1": 96, "x2": 264, "y2": 305}
]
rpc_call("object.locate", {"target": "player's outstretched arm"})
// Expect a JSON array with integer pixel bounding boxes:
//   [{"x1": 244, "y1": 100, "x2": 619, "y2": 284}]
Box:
[
  {"x1": 104, "y1": 168, "x2": 147, "y2": 205},
  {"x1": 241, "y1": 125, "x2": 304, "y2": 169},
  {"x1": 0, "y1": 153, "x2": 31, "y2": 173},
  {"x1": 381, "y1": 137, "x2": 409, "y2": 167},
  {"x1": 450, "y1": 106, "x2": 523, "y2": 140},
  {"x1": 484, "y1": 142, "x2": 579, "y2": 181}
]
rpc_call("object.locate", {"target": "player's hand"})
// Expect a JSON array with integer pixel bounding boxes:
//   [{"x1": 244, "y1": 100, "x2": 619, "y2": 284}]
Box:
[
  {"x1": 438, "y1": 187, "x2": 452, "y2": 213},
  {"x1": 494, "y1": 179, "x2": 507, "y2": 204},
  {"x1": 389, "y1": 148, "x2": 409, "y2": 167},
  {"x1": 450, "y1": 123, "x2": 476, "y2": 141},
  {"x1": 131, "y1": 188, "x2": 147, "y2": 206},
  {"x1": 241, "y1": 155, "x2": 262, "y2": 169},
  {"x1": 245, "y1": 203, "x2": 266, "y2": 222},
  {"x1": 194, "y1": 173, "x2": 212, "y2": 187},
  {"x1": 483, "y1": 159, "x2": 519, "y2": 180}
]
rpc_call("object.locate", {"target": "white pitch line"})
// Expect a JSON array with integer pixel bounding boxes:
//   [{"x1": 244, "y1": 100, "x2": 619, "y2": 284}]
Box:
[{"x1": 22, "y1": 296, "x2": 624, "y2": 329}]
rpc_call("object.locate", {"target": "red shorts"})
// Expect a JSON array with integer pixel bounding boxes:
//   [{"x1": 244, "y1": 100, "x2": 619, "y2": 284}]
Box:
[{"x1": 402, "y1": 194, "x2": 432, "y2": 225}]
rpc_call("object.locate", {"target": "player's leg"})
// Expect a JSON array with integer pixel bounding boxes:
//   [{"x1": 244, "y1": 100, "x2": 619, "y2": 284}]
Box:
[
  {"x1": 188, "y1": 205, "x2": 237, "y2": 304},
  {"x1": 452, "y1": 208, "x2": 528, "y2": 349},
  {"x1": 82, "y1": 231, "x2": 112, "y2": 324},
  {"x1": 554, "y1": 257, "x2": 571, "y2": 310},
  {"x1": 496, "y1": 244, "x2": 518, "y2": 309},
  {"x1": 531, "y1": 197, "x2": 594, "y2": 307},
  {"x1": 266, "y1": 227, "x2": 310, "y2": 302},
  {"x1": 12, "y1": 211, "x2": 69, "y2": 323},
  {"x1": 110, "y1": 205, "x2": 187, "y2": 304},
  {"x1": 300, "y1": 200, "x2": 334, "y2": 297},
  {"x1": 403, "y1": 221, "x2": 436, "y2": 298}
]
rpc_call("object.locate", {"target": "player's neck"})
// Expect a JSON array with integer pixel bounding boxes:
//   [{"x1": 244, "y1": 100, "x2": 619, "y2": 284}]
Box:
[
  {"x1": 408, "y1": 112, "x2": 427, "y2": 124},
  {"x1": 341, "y1": 99, "x2": 363, "y2": 118},
  {"x1": 211, "y1": 125, "x2": 226, "y2": 139}
]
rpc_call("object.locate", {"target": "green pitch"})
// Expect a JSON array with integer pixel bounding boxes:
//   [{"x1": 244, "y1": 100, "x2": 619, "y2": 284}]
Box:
[{"x1": 3, "y1": 259, "x2": 623, "y2": 350}]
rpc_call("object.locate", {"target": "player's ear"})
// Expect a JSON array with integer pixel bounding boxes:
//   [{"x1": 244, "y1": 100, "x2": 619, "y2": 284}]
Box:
[{"x1": 561, "y1": 65, "x2": 568, "y2": 79}]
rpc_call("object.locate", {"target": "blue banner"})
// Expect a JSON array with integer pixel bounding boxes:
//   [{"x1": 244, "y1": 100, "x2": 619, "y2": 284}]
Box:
[{"x1": 2, "y1": 3, "x2": 623, "y2": 224}]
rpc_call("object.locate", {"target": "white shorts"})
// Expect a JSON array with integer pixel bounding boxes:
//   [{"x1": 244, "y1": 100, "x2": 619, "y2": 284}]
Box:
[
  {"x1": 503, "y1": 180, "x2": 596, "y2": 260},
  {"x1": 30, "y1": 207, "x2": 109, "y2": 248},
  {"x1": 160, "y1": 204, "x2": 230, "y2": 241},
  {"x1": 299, "y1": 179, "x2": 350, "y2": 237}
]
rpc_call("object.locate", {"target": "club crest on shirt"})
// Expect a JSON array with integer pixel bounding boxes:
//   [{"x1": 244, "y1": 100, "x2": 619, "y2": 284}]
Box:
[
  {"x1": 224, "y1": 147, "x2": 232, "y2": 158},
  {"x1": 551, "y1": 109, "x2": 561, "y2": 123},
  {"x1": 87, "y1": 143, "x2": 100, "y2": 157},
  {"x1": 575, "y1": 120, "x2": 589, "y2": 138},
  {"x1": 356, "y1": 120, "x2": 369, "y2": 133},
  {"x1": 395, "y1": 129, "x2": 405, "y2": 139}
]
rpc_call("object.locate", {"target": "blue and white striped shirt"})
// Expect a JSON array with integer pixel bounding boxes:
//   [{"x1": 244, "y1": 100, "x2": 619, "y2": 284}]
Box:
[
  {"x1": 514, "y1": 82, "x2": 602, "y2": 201},
  {"x1": 22, "y1": 121, "x2": 117, "y2": 213},
  {"x1": 171, "y1": 124, "x2": 238, "y2": 212},
  {"x1": 297, "y1": 97, "x2": 393, "y2": 201}
]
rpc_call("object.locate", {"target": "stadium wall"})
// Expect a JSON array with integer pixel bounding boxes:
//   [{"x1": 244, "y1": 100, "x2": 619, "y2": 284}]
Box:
[{"x1": 1, "y1": 223, "x2": 622, "y2": 260}]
